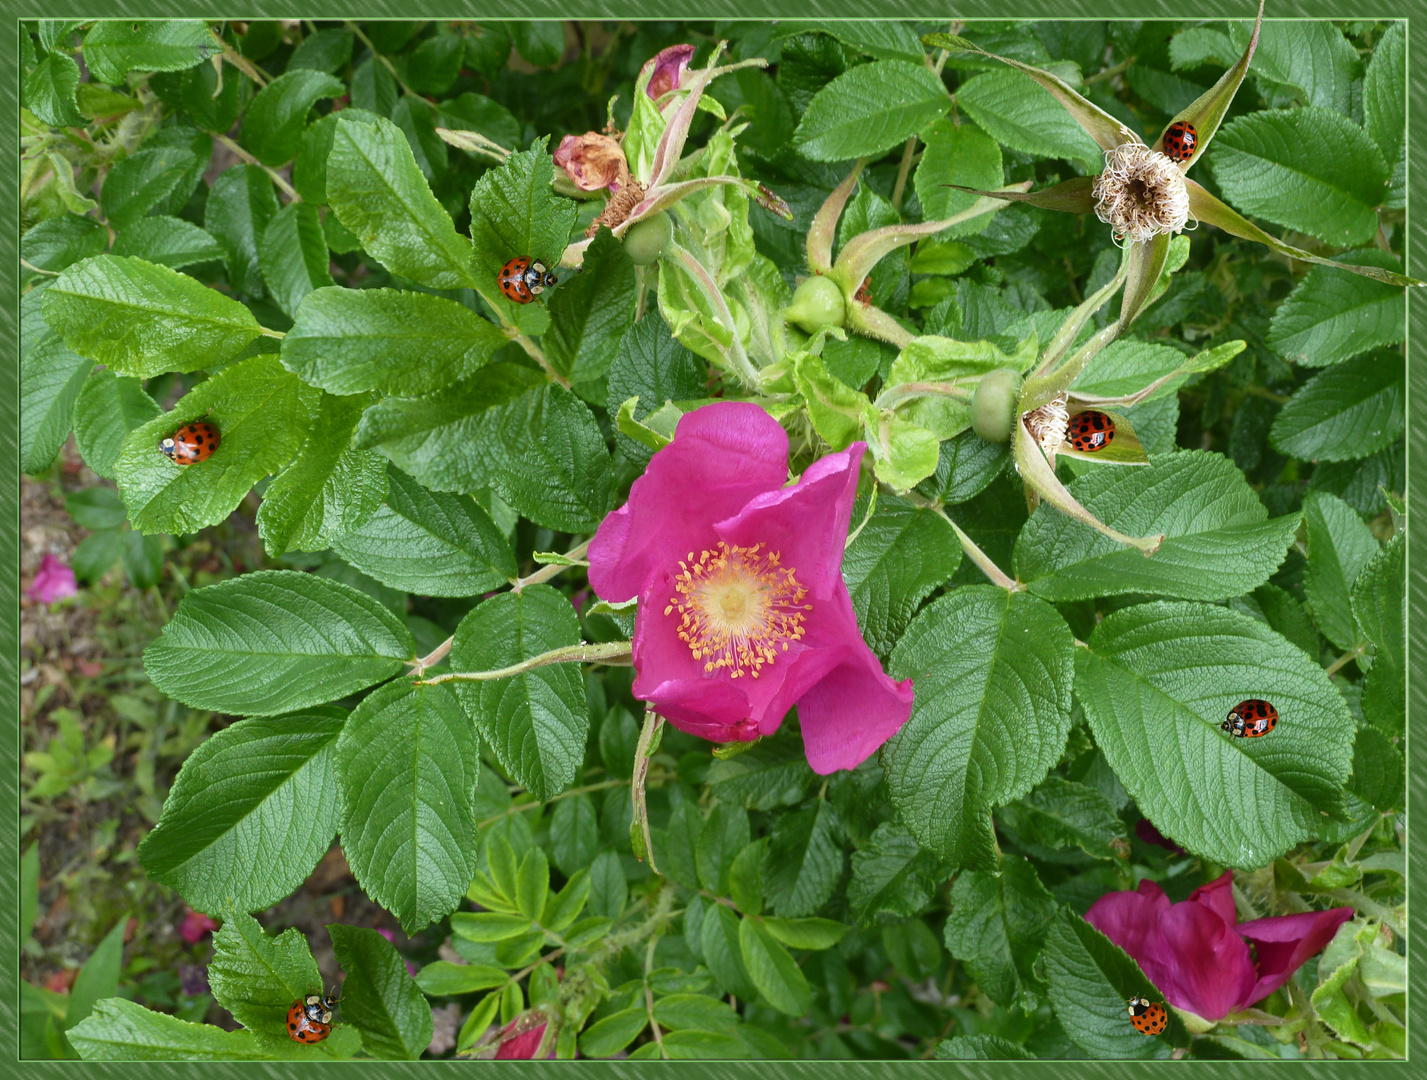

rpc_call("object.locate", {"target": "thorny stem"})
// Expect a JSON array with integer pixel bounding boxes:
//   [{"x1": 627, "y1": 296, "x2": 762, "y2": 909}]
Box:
[
  {"x1": 210, "y1": 27, "x2": 270, "y2": 88},
  {"x1": 418, "y1": 641, "x2": 633, "y2": 685},
  {"x1": 513, "y1": 540, "x2": 591, "y2": 593},
  {"x1": 407, "y1": 635, "x2": 453, "y2": 676},
  {"x1": 215, "y1": 133, "x2": 300, "y2": 201},
  {"x1": 890, "y1": 137, "x2": 917, "y2": 212},
  {"x1": 512, "y1": 332, "x2": 569, "y2": 388},
  {"x1": 935, "y1": 506, "x2": 1021, "y2": 591},
  {"x1": 344, "y1": 20, "x2": 420, "y2": 98},
  {"x1": 496, "y1": 778, "x2": 628, "y2": 817}
]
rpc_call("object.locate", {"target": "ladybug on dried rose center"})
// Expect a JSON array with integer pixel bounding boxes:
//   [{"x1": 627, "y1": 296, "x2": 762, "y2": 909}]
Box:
[
  {"x1": 1127, "y1": 996, "x2": 1167, "y2": 1035},
  {"x1": 498, "y1": 256, "x2": 558, "y2": 304},
  {"x1": 1068, "y1": 410, "x2": 1115, "y2": 453},
  {"x1": 159, "y1": 421, "x2": 220, "y2": 465},
  {"x1": 287, "y1": 993, "x2": 336, "y2": 1044},
  {"x1": 1161, "y1": 121, "x2": 1198, "y2": 163},
  {"x1": 1222, "y1": 698, "x2": 1278, "y2": 738}
]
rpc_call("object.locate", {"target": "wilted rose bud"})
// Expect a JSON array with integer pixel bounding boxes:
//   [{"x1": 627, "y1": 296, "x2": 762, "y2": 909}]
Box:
[
  {"x1": 553, "y1": 132, "x2": 630, "y2": 192},
  {"x1": 641, "y1": 44, "x2": 694, "y2": 99}
]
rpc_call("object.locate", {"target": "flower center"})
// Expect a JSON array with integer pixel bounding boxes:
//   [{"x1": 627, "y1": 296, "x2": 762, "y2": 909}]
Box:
[
  {"x1": 665, "y1": 541, "x2": 811, "y2": 679},
  {"x1": 1024, "y1": 394, "x2": 1070, "y2": 456},
  {"x1": 1091, "y1": 142, "x2": 1192, "y2": 245}
]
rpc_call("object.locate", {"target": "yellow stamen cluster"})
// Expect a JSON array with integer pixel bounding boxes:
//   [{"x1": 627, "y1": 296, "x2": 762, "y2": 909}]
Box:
[{"x1": 665, "y1": 541, "x2": 811, "y2": 679}]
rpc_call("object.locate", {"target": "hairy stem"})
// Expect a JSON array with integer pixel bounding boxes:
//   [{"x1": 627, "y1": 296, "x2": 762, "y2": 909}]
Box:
[
  {"x1": 418, "y1": 641, "x2": 633, "y2": 685},
  {"x1": 513, "y1": 540, "x2": 590, "y2": 592},
  {"x1": 890, "y1": 136, "x2": 917, "y2": 212},
  {"x1": 215, "y1": 133, "x2": 299, "y2": 201},
  {"x1": 937, "y1": 507, "x2": 1020, "y2": 590}
]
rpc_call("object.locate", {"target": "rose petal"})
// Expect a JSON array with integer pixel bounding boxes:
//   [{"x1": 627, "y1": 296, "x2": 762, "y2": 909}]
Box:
[
  {"x1": 495, "y1": 1023, "x2": 548, "y2": 1060},
  {"x1": 792, "y1": 586, "x2": 913, "y2": 773},
  {"x1": 715, "y1": 443, "x2": 866, "y2": 600},
  {"x1": 1084, "y1": 878, "x2": 1172, "y2": 966},
  {"x1": 1145, "y1": 897, "x2": 1256, "y2": 1021},
  {"x1": 1187, "y1": 871, "x2": 1238, "y2": 932},
  {"x1": 29, "y1": 553, "x2": 78, "y2": 605},
  {"x1": 588, "y1": 402, "x2": 788, "y2": 603},
  {"x1": 1238, "y1": 907, "x2": 1355, "y2": 1005},
  {"x1": 642, "y1": 44, "x2": 695, "y2": 100}
]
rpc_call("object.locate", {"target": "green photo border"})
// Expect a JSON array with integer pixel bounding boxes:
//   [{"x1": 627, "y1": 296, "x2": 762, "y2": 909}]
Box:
[{"x1": 6, "y1": 2, "x2": 1417, "y2": 1074}]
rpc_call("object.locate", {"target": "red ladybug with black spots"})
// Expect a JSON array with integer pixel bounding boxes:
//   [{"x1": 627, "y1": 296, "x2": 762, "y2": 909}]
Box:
[
  {"x1": 287, "y1": 993, "x2": 336, "y2": 1044},
  {"x1": 1223, "y1": 699, "x2": 1278, "y2": 738},
  {"x1": 1162, "y1": 121, "x2": 1197, "y2": 163},
  {"x1": 1128, "y1": 996, "x2": 1167, "y2": 1035},
  {"x1": 498, "y1": 256, "x2": 558, "y2": 304},
  {"x1": 1068, "y1": 410, "x2": 1115, "y2": 453},
  {"x1": 159, "y1": 421, "x2": 220, "y2": 465}
]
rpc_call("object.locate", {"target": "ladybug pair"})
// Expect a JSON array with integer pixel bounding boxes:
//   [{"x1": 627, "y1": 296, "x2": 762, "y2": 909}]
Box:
[
  {"x1": 287, "y1": 992, "x2": 337, "y2": 1044},
  {"x1": 1222, "y1": 698, "x2": 1278, "y2": 739},
  {"x1": 1127, "y1": 996, "x2": 1167, "y2": 1035},
  {"x1": 159, "y1": 421, "x2": 220, "y2": 466},
  {"x1": 498, "y1": 256, "x2": 558, "y2": 304}
]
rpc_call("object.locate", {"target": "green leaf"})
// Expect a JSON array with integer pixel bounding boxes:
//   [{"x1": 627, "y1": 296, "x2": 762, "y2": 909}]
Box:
[
  {"x1": 72, "y1": 531, "x2": 124, "y2": 584},
  {"x1": 257, "y1": 204, "x2": 335, "y2": 320},
  {"x1": 466, "y1": 136, "x2": 577, "y2": 328},
  {"x1": 587, "y1": 850, "x2": 627, "y2": 920},
  {"x1": 68, "y1": 999, "x2": 273, "y2": 1061},
  {"x1": 701, "y1": 904, "x2": 756, "y2": 1000},
  {"x1": 997, "y1": 776, "x2": 1129, "y2": 861},
  {"x1": 256, "y1": 392, "x2": 388, "y2": 556},
  {"x1": 760, "y1": 916, "x2": 847, "y2": 951},
  {"x1": 143, "y1": 569, "x2": 415, "y2": 715},
  {"x1": 1247, "y1": 18, "x2": 1357, "y2": 115},
  {"x1": 207, "y1": 912, "x2": 320, "y2": 1035},
  {"x1": 42, "y1": 255, "x2": 262, "y2": 378},
  {"x1": 653, "y1": 993, "x2": 738, "y2": 1036},
  {"x1": 819, "y1": 21, "x2": 926, "y2": 62},
  {"x1": 885, "y1": 586, "x2": 1075, "y2": 868},
  {"x1": 1042, "y1": 910, "x2": 1182, "y2": 1058},
  {"x1": 792, "y1": 60, "x2": 950, "y2": 161},
  {"x1": 607, "y1": 314, "x2": 704, "y2": 462},
  {"x1": 414, "y1": 962, "x2": 507, "y2": 996},
  {"x1": 1266, "y1": 251, "x2": 1406, "y2": 367},
  {"x1": 936, "y1": 1034, "x2": 1036, "y2": 1060},
  {"x1": 1302, "y1": 490, "x2": 1379, "y2": 651},
  {"x1": 450, "y1": 912, "x2": 534, "y2": 942},
  {"x1": 943, "y1": 855, "x2": 1055, "y2": 1005},
  {"x1": 1348, "y1": 724, "x2": 1403, "y2": 812},
  {"x1": 728, "y1": 840, "x2": 765, "y2": 915},
  {"x1": 337, "y1": 680, "x2": 478, "y2": 933},
  {"x1": 22, "y1": 214, "x2": 107, "y2": 276},
  {"x1": 242, "y1": 70, "x2": 345, "y2": 166},
  {"x1": 763, "y1": 800, "x2": 844, "y2": 918},
  {"x1": 486, "y1": 385, "x2": 616, "y2": 533},
  {"x1": 450, "y1": 585, "x2": 588, "y2": 802},
  {"x1": 1351, "y1": 530, "x2": 1404, "y2": 735},
  {"x1": 333, "y1": 465, "x2": 515, "y2": 596},
  {"x1": 281, "y1": 286, "x2": 506, "y2": 396},
  {"x1": 1071, "y1": 338, "x2": 1195, "y2": 402},
  {"x1": 67, "y1": 919, "x2": 128, "y2": 1030},
  {"x1": 847, "y1": 822, "x2": 945, "y2": 926},
  {"x1": 83, "y1": 20, "x2": 217, "y2": 85},
  {"x1": 579, "y1": 1008, "x2": 647, "y2": 1058},
  {"x1": 102, "y1": 147, "x2": 199, "y2": 232},
  {"x1": 64, "y1": 486, "x2": 125, "y2": 533},
  {"x1": 842, "y1": 494, "x2": 960, "y2": 655},
  {"x1": 545, "y1": 226, "x2": 636, "y2": 382},
  {"x1": 956, "y1": 67, "x2": 1103, "y2": 170},
  {"x1": 1362, "y1": 21, "x2": 1405, "y2": 209},
  {"x1": 792, "y1": 352, "x2": 873, "y2": 452},
  {"x1": 205, "y1": 164, "x2": 280, "y2": 298},
  {"x1": 739, "y1": 914, "x2": 812, "y2": 1016},
  {"x1": 120, "y1": 530, "x2": 164, "y2": 589},
  {"x1": 550, "y1": 794, "x2": 599, "y2": 876},
  {"x1": 1076, "y1": 600, "x2": 1355, "y2": 869},
  {"x1": 137, "y1": 711, "x2": 344, "y2": 915},
  {"x1": 21, "y1": 282, "x2": 92, "y2": 473},
  {"x1": 289, "y1": 28, "x2": 354, "y2": 74},
  {"x1": 352, "y1": 363, "x2": 546, "y2": 492},
  {"x1": 292, "y1": 108, "x2": 382, "y2": 204},
  {"x1": 919, "y1": 428, "x2": 1009, "y2": 505},
  {"x1": 706, "y1": 736, "x2": 816, "y2": 810},
  {"x1": 328, "y1": 924, "x2": 434, "y2": 1060},
  {"x1": 24, "y1": 52, "x2": 87, "y2": 126},
  {"x1": 397, "y1": 31, "x2": 466, "y2": 95},
  {"x1": 1015, "y1": 451, "x2": 1300, "y2": 602},
  {"x1": 509, "y1": 21, "x2": 564, "y2": 67},
  {"x1": 913, "y1": 119, "x2": 1004, "y2": 236},
  {"x1": 327, "y1": 116, "x2": 478, "y2": 290},
  {"x1": 1269, "y1": 353, "x2": 1404, "y2": 464},
  {"x1": 392, "y1": 95, "x2": 449, "y2": 182},
  {"x1": 1209, "y1": 108, "x2": 1388, "y2": 247},
  {"x1": 697, "y1": 802, "x2": 751, "y2": 895},
  {"x1": 113, "y1": 355, "x2": 318, "y2": 535},
  {"x1": 112, "y1": 216, "x2": 224, "y2": 270},
  {"x1": 1311, "y1": 920, "x2": 1377, "y2": 1049}
]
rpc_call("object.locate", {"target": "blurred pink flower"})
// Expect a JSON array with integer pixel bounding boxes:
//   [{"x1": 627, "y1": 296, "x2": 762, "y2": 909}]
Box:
[
  {"x1": 554, "y1": 132, "x2": 630, "y2": 192},
  {"x1": 642, "y1": 44, "x2": 695, "y2": 99},
  {"x1": 1085, "y1": 871, "x2": 1353, "y2": 1021},
  {"x1": 28, "y1": 554, "x2": 77, "y2": 605},
  {"x1": 179, "y1": 907, "x2": 219, "y2": 944},
  {"x1": 494, "y1": 1018, "x2": 553, "y2": 1059}
]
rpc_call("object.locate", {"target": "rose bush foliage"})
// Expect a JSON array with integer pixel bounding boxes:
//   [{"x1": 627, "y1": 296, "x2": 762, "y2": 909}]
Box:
[{"x1": 21, "y1": 15, "x2": 1405, "y2": 1062}]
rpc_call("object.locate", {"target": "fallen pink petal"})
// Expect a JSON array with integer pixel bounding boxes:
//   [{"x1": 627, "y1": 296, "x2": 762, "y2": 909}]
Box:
[
  {"x1": 642, "y1": 44, "x2": 694, "y2": 100},
  {"x1": 588, "y1": 402, "x2": 914, "y2": 773},
  {"x1": 179, "y1": 907, "x2": 219, "y2": 944},
  {"x1": 28, "y1": 554, "x2": 77, "y2": 605},
  {"x1": 553, "y1": 132, "x2": 630, "y2": 192},
  {"x1": 1084, "y1": 872, "x2": 1353, "y2": 1021}
]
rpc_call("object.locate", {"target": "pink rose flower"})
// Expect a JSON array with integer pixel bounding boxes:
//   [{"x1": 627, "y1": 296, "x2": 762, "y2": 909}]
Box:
[
  {"x1": 641, "y1": 44, "x2": 695, "y2": 100},
  {"x1": 553, "y1": 132, "x2": 630, "y2": 192},
  {"x1": 28, "y1": 554, "x2": 77, "y2": 605},
  {"x1": 179, "y1": 907, "x2": 219, "y2": 944},
  {"x1": 1085, "y1": 871, "x2": 1353, "y2": 1021},
  {"x1": 588, "y1": 402, "x2": 914, "y2": 773}
]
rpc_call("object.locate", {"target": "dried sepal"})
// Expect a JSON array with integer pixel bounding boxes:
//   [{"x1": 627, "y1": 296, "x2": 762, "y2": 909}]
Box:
[
  {"x1": 809, "y1": 160, "x2": 866, "y2": 275},
  {"x1": 944, "y1": 176, "x2": 1097, "y2": 215},
  {"x1": 1118, "y1": 231, "x2": 1173, "y2": 332}
]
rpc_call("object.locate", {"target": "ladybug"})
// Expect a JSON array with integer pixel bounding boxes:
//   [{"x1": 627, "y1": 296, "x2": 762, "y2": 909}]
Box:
[
  {"x1": 287, "y1": 993, "x2": 336, "y2": 1044},
  {"x1": 498, "y1": 256, "x2": 558, "y2": 304},
  {"x1": 159, "y1": 421, "x2": 220, "y2": 465},
  {"x1": 1162, "y1": 121, "x2": 1198, "y2": 163},
  {"x1": 1222, "y1": 699, "x2": 1278, "y2": 738},
  {"x1": 1068, "y1": 410, "x2": 1115, "y2": 453},
  {"x1": 1127, "y1": 996, "x2": 1167, "y2": 1036}
]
